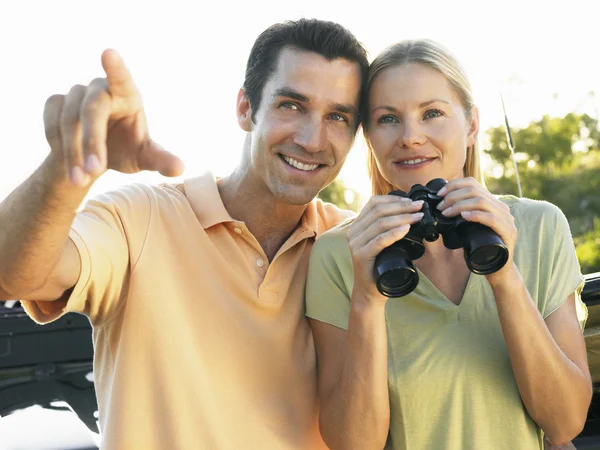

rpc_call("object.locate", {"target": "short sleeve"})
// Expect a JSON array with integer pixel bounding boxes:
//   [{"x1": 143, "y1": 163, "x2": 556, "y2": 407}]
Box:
[
  {"x1": 510, "y1": 198, "x2": 587, "y2": 329},
  {"x1": 21, "y1": 183, "x2": 151, "y2": 326},
  {"x1": 541, "y1": 204, "x2": 587, "y2": 327},
  {"x1": 305, "y1": 222, "x2": 355, "y2": 330}
]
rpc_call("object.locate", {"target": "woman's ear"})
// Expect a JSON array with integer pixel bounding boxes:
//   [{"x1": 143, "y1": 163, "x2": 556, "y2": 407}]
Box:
[
  {"x1": 237, "y1": 88, "x2": 253, "y2": 132},
  {"x1": 467, "y1": 105, "x2": 480, "y2": 147}
]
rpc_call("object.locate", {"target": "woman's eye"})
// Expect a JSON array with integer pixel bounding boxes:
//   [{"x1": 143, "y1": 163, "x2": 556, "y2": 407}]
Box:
[
  {"x1": 377, "y1": 115, "x2": 398, "y2": 124},
  {"x1": 423, "y1": 109, "x2": 443, "y2": 120}
]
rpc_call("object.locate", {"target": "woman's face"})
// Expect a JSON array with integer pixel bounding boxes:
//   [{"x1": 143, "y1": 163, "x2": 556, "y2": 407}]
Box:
[{"x1": 366, "y1": 62, "x2": 478, "y2": 193}]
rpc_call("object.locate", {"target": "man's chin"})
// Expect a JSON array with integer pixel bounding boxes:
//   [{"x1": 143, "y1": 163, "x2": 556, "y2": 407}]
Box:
[{"x1": 271, "y1": 186, "x2": 318, "y2": 207}]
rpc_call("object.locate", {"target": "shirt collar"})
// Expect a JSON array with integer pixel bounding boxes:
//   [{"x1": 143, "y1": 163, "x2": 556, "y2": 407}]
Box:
[
  {"x1": 183, "y1": 171, "x2": 234, "y2": 229},
  {"x1": 183, "y1": 171, "x2": 335, "y2": 238}
]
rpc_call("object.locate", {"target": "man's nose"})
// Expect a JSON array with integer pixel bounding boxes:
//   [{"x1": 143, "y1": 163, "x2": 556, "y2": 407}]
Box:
[{"x1": 294, "y1": 116, "x2": 326, "y2": 153}]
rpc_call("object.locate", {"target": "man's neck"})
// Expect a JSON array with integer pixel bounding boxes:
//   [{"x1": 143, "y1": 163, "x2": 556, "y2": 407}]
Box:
[{"x1": 217, "y1": 173, "x2": 308, "y2": 261}]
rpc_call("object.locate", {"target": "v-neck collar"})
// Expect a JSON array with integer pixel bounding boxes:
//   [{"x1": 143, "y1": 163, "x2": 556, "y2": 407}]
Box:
[{"x1": 414, "y1": 267, "x2": 478, "y2": 308}]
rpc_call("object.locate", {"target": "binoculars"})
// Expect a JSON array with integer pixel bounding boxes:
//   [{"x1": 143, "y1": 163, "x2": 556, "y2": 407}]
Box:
[{"x1": 374, "y1": 178, "x2": 509, "y2": 297}]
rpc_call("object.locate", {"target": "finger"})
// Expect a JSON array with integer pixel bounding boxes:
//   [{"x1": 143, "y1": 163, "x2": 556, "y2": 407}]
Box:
[
  {"x1": 137, "y1": 143, "x2": 185, "y2": 177},
  {"x1": 101, "y1": 49, "x2": 137, "y2": 99},
  {"x1": 438, "y1": 176, "x2": 479, "y2": 196},
  {"x1": 440, "y1": 194, "x2": 491, "y2": 217},
  {"x1": 436, "y1": 185, "x2": 483, "y2": 210},
  {"x1": 60, "y1": 85, "x2": 90, "y2": 186},
  {"x1": 350, "y1": 211, "x2": 423, "y2": 249},
  {"x1": 440, "y1": 191, "x2": 509, "y2": 219},
  {"x1": 351, "y1": 223, "x2": 412, "y2": 262},
  {"x1": 360, "y1": 194, "x2": 409, "y2": 214},
  {"x1": 80, "y1": 78, "x2": 112, "y2": 176},
  {"x1": 353, "y1": 197, "x2": 423, "y2": 231},
  {"x1": 43, "y1": 94, "x2": 65, "y2": 153},
  {"x1": 459, "y1": 209, "x2": 516, "y2": 244},
  {"x1": 351, "y1": 199, "x2": 422, "y2": 244}
]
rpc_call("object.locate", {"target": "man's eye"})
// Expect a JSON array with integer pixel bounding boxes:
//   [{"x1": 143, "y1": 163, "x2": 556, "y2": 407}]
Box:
[
  {"x1": 423, "y1": 109, "x2": 443, "y2": 120},
  {"x1": 330, "y1": 113, "x2": 349, "y2": 123},
  {"x1": 377, "y1": 115, "x2": 398, "y2": 124},
  {"x1": 279, "y1": 102, "x2": 299, "y2": 111}
]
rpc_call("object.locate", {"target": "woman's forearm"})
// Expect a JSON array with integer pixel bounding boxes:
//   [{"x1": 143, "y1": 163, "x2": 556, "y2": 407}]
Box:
[
  {"x1": 320, "y1": 298, "x2": 390, "y2": 450},
  {"x1": 491, "y1": 266, "x2": 591, "y2": 444}
]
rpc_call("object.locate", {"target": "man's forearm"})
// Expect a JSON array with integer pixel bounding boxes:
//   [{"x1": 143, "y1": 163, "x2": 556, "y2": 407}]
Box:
[{"x1": 0, "y1": 155, "x2": 88, "y2": 298}]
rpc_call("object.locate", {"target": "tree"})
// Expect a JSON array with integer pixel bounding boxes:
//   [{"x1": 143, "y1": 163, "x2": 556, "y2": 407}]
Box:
[
  {"x1": 484, "y1": 111, "x2": 600, "y2": 273},
  {"x1": 318, "y1": 178, "x2": 361, "y2": 212},
  {"x1": 576, "y1": 218, "x2": 600, "y2": 274}
]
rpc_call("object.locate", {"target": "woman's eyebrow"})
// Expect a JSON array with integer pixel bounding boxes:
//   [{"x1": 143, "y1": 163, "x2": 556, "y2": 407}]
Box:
[{"x1": 419, "y1": 99, "x2": 450, "y2": 108}]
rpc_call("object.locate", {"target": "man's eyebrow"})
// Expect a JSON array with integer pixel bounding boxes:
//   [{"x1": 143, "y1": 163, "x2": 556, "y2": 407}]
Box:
[
  {"x1": 273, "y1": 87, "x2": 358, "y2": 117},
  {"x1": 332, "y1": 103, "x2": 358, "y2": 117},
  {"x1": 273, "y1": 87, "x2": 309, "y2": 103}
]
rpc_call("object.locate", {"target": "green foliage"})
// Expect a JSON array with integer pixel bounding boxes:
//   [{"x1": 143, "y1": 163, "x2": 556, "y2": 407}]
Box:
[
  {"x1": 576, "y1": 219, "x2": 600, "y2": 274},
  {"x1": 318, "y1": 178, "x2": 361, "y2": 212},
  {"x1": 484, "y1": 111, "x2": 600, "y2": 273}
]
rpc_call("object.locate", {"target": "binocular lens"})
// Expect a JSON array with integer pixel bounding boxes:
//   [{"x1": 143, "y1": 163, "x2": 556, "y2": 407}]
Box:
[
  {"x1": 374, "y1": 242, "x2": 423, "y2": 298},
  {"x1": 467, "y1": 244, "x2": 509, "y2": 275},
  {"x1": 376, "y1": 267, "x2": 419, "y2": 298}
]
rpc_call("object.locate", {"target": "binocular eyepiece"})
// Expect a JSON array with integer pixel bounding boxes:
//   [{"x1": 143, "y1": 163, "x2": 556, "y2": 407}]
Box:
[{"x1": 374, "y1": 178, "x2": 509, "y2": 298}]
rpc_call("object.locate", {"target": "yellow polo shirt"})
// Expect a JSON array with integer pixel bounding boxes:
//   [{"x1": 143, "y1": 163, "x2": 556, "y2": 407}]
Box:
[{"x1": 23, "y1": 171, "x2": 353, "y2": 450}]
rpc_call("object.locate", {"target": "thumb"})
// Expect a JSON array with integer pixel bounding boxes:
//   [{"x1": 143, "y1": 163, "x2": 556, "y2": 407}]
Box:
[{"x1": 138, "y1": 141, "x2": 185, "y2": 177}]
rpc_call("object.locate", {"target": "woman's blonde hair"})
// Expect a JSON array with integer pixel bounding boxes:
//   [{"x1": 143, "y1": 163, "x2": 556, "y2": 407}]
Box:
[{"x1": 363, "y1": 39, "x2": 484, "y2": 195}]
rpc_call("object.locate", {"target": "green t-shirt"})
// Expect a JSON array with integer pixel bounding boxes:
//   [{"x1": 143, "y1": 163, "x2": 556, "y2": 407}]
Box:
[{"x1": 306, "y1": 196, "x2": 586, "y2": 450}]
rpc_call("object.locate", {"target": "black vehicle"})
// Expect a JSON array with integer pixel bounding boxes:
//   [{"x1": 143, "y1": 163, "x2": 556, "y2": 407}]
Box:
[
  {"x1": 0, "y1": 301, "x2": 97, "y2": 449},
  {"x1": 576, "y1": 272, "x2": 600, "y2": 449},
  {"x1": 1, "y1": 273, "x2": 599, "y2": 449}
]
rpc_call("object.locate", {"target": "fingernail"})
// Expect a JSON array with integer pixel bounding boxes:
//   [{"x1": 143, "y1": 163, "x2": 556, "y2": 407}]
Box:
[
  {"x1": 461, "y1": 211, "x2": 472, "y2": 218},
  {"x1": 70, "y1": 166, "x2": 85, "y2": 186},
  {"x1": 438, "y1": 187, "x2": 447, "y2": 196},
  {"x1": 85, "y1": 154, "x2": 100, "y2": 172},
  {"x1": 412, "y1": 212, "x2": 424, "y2": 220},
  {"x1": 412, "y1": 200, "x2": 424, "y2": 207},
  {"x1": 441, "y1": 207, "x2": 452, "y2": 216},
  {"x1": 398, "y1": 224, "x2": 410, "y2": 232},
  {"x1": 436, "y1": 201, "x2": 445, "y2": 210},
  {"x1": 71, "y1": 167, "x2": 91, "y2": 187}
]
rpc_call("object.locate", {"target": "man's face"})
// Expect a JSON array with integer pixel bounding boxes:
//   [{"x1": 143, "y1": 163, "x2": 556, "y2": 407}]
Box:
[{"x1": 238, "y1": 47, "x2": 362, "y2": 206}]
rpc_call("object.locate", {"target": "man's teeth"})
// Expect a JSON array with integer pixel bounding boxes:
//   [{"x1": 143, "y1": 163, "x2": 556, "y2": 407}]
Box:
[
  {"x1": 400, "y1": 158, "x2": 429, "y2": 165},
  {"x1": 282, "y1": 155, "x2": 319, "y2": 171}
]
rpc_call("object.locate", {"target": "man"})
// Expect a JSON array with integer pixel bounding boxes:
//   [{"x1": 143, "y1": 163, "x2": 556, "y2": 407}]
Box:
[{"x1": 0, "y1": 19, "x2": 368, "y2": 449}]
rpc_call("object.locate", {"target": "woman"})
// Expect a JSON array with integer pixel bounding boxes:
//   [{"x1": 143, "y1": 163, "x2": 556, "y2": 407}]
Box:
[{"x1": 305, "y1": 39, "x2": 591, "y2": 450}]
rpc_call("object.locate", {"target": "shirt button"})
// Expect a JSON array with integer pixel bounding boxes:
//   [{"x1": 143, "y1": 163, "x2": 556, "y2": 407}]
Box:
[
  {"x1": 256, "y1": 258, "x2": 265, "y2": 268},
  {"x1": 233, "y1": 227, "x2": 242, "y2": 234}
]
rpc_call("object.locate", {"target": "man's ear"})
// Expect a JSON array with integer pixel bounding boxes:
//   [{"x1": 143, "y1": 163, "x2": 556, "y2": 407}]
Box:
[
  {"x1": 237, "y1": 88, "x2": 253, "y2": 132},
  {"x1": 467, "y1": 105, "x2": 480, "y2": 147}
]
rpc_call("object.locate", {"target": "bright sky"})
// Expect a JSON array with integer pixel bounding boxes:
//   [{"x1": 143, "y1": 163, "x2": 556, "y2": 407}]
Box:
[{"x1": 2, "y1": 0, "x2": 600, "y2": 206}]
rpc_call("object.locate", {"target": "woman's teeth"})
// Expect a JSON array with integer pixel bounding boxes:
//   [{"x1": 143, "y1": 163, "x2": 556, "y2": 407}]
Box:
[{"x1": 400, "y1": 158, "x2": 429, "y2": 165}]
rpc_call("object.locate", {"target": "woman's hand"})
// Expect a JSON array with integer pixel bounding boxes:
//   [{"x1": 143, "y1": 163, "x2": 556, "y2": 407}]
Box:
[
  {"x1": 346, "y1": 195, "x2": 424, "y2": 302},
  {"x1": 436, "y1": 177, "x2": 518, "y2": 286}
]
